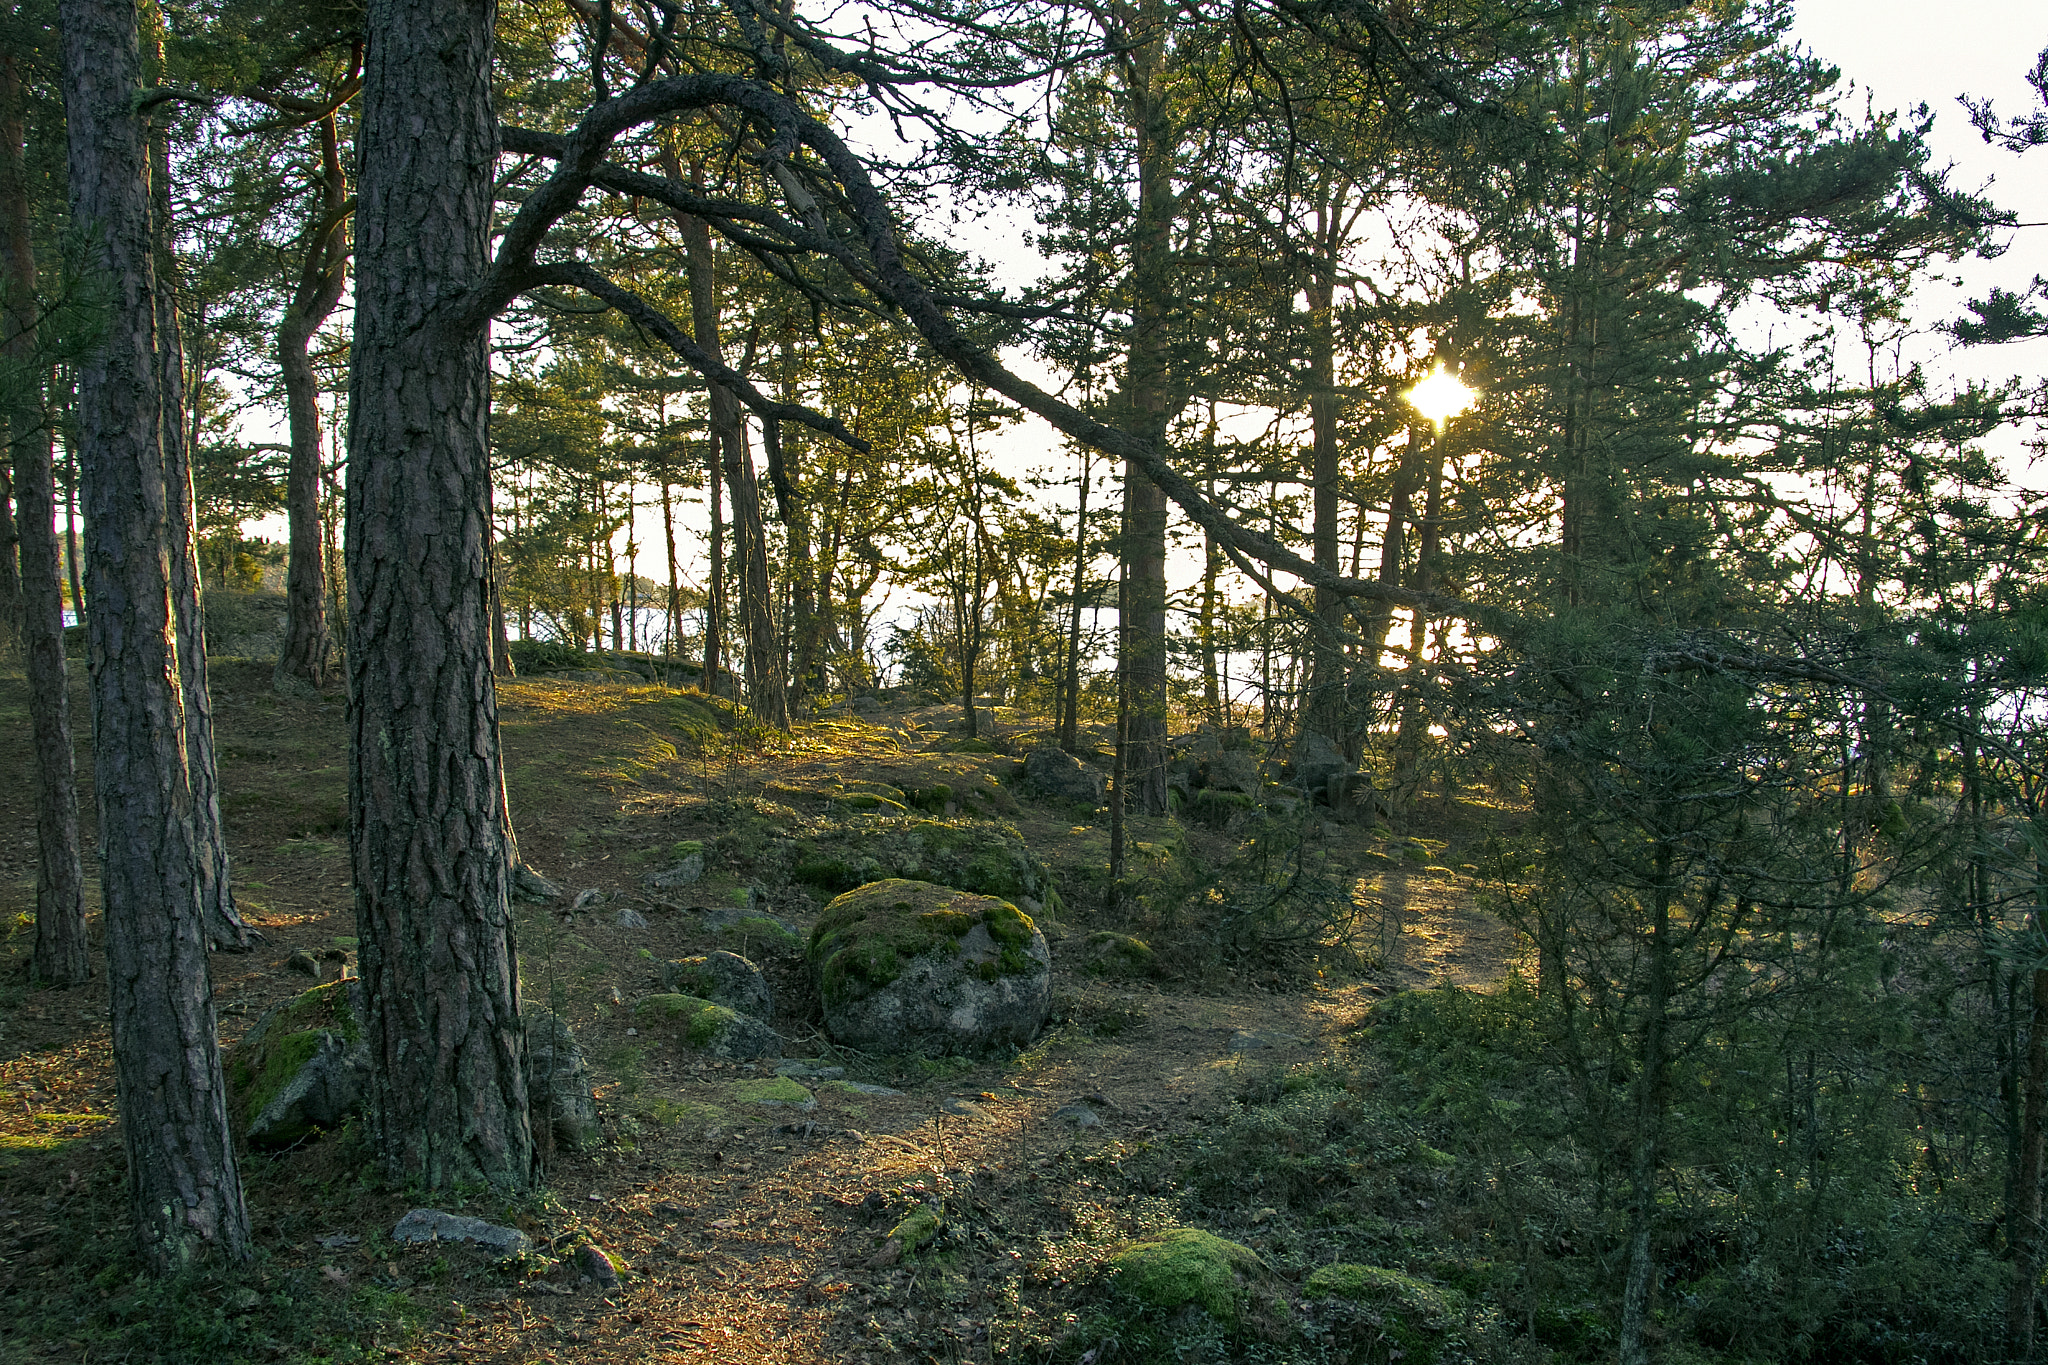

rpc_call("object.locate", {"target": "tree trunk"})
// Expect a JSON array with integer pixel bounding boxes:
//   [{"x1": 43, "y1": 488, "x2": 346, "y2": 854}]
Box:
[
  {"x1": 274, "y1": 111, "x2": 349, "y2": 694},
  {"x1": 152, "y1": 129, "x2": 251, "y2": 953},
  {"x1": 60, "y1": 0, "x2": 251, "y2": 1269},
  {"x1": 5, "y1": 47, "x2": 90, "y2": 989},
  {"x1": 348, "y1": 0, "x2": 532, "y2": 1193},
  {"x1": 1060, "y1": 445, "x2": 1091, "y2": 753},
  {"x1": 1300, "y1": 212, "x2": 1347, "y2": 750},
  {"x1": 678, "y1": 207, "x2": 783, "y2": 727},
  {"x1": 1617, "y1": 842, "x2": 1675, "y2": 1365},
  {"x1": 2008, "y1": 900, "x2": 2048, "y2": 1361},
  {"x1": 1115, "y1": 0, "x2": 1174, "y2": 816},
  {"x1": 660, "y1": 478, "x2": 678, "y2": 656},
  {"x1": 0, "y1": 456, "x2": 17, "y2": 655}
]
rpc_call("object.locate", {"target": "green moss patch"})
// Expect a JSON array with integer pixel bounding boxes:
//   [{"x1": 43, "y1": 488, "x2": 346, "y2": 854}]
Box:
[
  {"x1": 808, "y1": 879, "x2": 1041, "y2": 1008},
  {"x1": 735, "y1": 1076, "x2": 814, "y2": 1106},
  {"x1": 635, "y1": 992, "x2": 732, "y2": 1047},
  {"x1": 1304, "y1": 1264, "x2": 1466, "y2": 1361},
  {"x1": 1105, "y1": 1227, "x2": 1277, "y2": 1326},
  {"x1": 226, "y1": 981, "x2": 360, "y2": 1130},
  {"x1": 713, "y1": 914, "x2": 801, "y2": 953},
  {"x1": 886, "y1": 1206, "x2": 943, "y2": 1255},
  {"x1": 1083, "y1": 931, "x2": 1157, "y2": 979},
  {"x1": 786, "y1": 817, "x2": 1061, "y2": 915}
]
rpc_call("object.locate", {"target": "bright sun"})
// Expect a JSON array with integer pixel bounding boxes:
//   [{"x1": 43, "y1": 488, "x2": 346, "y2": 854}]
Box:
[{"x1": 1405, "y1": 364, "x2": 1478, "y2": 427}]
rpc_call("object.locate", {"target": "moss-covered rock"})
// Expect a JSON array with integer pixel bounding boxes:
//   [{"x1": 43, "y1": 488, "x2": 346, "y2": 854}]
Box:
[
  {"x1": 226, "y1": 980, "x2": 367, "y2": 1147},
  {"x1": 634, "y1": 993, "x2": 781, "y2": 1059},
  {"x1": 734, "y1": 1076, "x2": 815, "y2": 1108},
  {"x1": 1303, "y1": 1264, "x2": 1467, "y2": 1362},
  {"x1": 524, "y1": 1009, "x2": 600, "y2": 1153},
  {"x1": 807, "y1": 879, "x2": 1052, "y2": 1055},
  {"x1": 697, "y1": 907, "x2": 803, "y2": 956},
  {"x1": 660, "y1": 950, "x2": 772, "y2": 1020},
  {"x1": 1082, "y1": 931, "x2": 1157, "y2": 979},
  {"x1": 788, "y1": 816, "x2": 1062, "y2": 917},
  {"x1": 1104, "y1": 1227, "x2": 1283, "y2": 1328}
]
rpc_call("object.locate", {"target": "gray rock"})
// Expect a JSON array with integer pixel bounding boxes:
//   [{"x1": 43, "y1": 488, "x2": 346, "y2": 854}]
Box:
[
  {"x1": 775, "y1": 1059, "x2": 847, "y2": 1081},
  {"x1": 231, "y1": 980, "x2": 369, "y2": 1147},
  {"x1": 1019, "y1": 746, "x2": 1104, "y2": 806},
  {"x1": 524, "y1": 1010, "x2": 600, "y2": 1153},
  {"x1": 574, "y1": 1242, "x2": 622, "y2": 1290},
  {"x1": 511, "y1": 864, "x2": 563, "y2": 903},
  {"x1": 1051, "y1": 1103, "x2": 1101, "y2": 1128},
  {"x1": 811, "y1": 880, "x2": 1052, "y2": 1056},
  {"x1": 826, "y1": 1079, "x2": 905, "y2": 1097},
  {"x1": 285, "y1": 949, "x2": 319, "y2": 977},
  {"x1": 245, "y1": 1030, "x2": 368, "y2": 1147},
  {"x1": 1206, "y1": 749, "x2": 1263, "y2": 796},
  {"x1": 615, "y1": 906, "x2": 650, "y2": 929},
  {"x1": 634, "y1": 994, "x2": 783, "y2": 1059},
  {"x1": 644, "y1": 847, "x2": 706, "y2": 890},
  {"x1": 941, "y1": 1097, "x2": 986, "y2": 1118},
  {"x1": 661, "y1": 951, "x2": 772, "y2": 1020},
  {"x1": 570, "y1": 887, "x2": 605, "y2": 913},
  {"x1": 1292, "y1": 731, "x2": 1350, "y2": 802},
  {"x1": 390, "y1": 1209, "x2": 530, "y2": 1256}
]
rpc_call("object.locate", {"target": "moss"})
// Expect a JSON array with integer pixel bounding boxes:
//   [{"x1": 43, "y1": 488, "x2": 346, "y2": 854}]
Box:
[
  {"x1": 1303, "y1": 1265, "x2": 1466, "y2": 1362},
  {"x1": 886, "y1": 1207, "x2": 943, "y2": 1254},
  {"x1": 1083, "y1": 931, "x2": 1156, "y2": 979},
  {"x1": 1189, "y1": 788, "x2": 1258, "y2": 827},
  {"x1": 735, "y1": 1076, "x2": 813, "y2": 1105},
  {"x1": 715, "y1": 915, "x2": 801, "y2": 952},
  {"x1": 234, "y1": 1029, "x2": 324, "y2": 1130},
  {"x1": 636, "y1": 992, "x2": 718, "y2": 1022},
  {"x1": 671, "y1": 839, "x2": 704, "y2": 859},
  {"x1": 1106, "y1": 1228, "x2": 1273, "y2": 1325},
  {"x1": 686, "y1": 1004, "x2": 744, "y2": 1048},
  {"x1": 807, "y1": 879, "x2": 1040, "y2": 1008},
  {"x1": 788, "y1": 817, "x2": 1061, "y2": 915}
]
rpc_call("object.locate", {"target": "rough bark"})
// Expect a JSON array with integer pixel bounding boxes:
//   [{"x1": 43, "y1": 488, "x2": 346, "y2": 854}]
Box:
[
  {"x1": 60, "y1": 0, "x2": 250, "y2": 1269},
  {"x1": 274, "y1": 111, "x2": 349, "y2": 694},
  {"x1": 348, "y1": 0, "x2": 532, "y2": 1192},
  {"x1": 2008, "y1": 932, "x2": 2048, "y2": 1360},
  {"x1": 152, "y1": 130, "x2": 252, "y2": 954},
  {"x1": 1116, "y1": 0, "x2": 1174, "y2": 817},
  {"x1": 5, "y1": 47, "x2": 90, "y2": 989}
]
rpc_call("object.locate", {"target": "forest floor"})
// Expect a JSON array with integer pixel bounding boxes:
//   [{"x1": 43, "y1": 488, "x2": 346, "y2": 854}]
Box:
[{"x1": 0, "y1": 652, "x2": 1527, "y2": 1365}]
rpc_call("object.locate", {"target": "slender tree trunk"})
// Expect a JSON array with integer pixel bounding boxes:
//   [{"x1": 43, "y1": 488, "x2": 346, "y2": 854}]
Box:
[
  {"x1": 0, "y1": 456, "x2": 17, "y2": 655},
  {"x1": 274, "y1": 111, "x2": 349, "y2": 694},
  {"x1": 2008, "y1": 889, "x2": 2048, "y2": 1361},
  {"x1": 1618, "y1": 842, "x2": 1675, "y2": 1365},
  {"x1": 1060, "y1": 446, "x2": 1091, "y2": 753},
  {"x1": 5, "y1": 47, "x2": 90, "y2": 988},
  {"x1": 348, "y1": 0, "x2": 531, "y2": 1192},
  {"x1": 660, "y1": 478, "x2": 678, "y2": 657},
  {"x1": 1391, "y1": 425, "x2": 1446, "y2": 806},
  {"x1": 152, "y1": 129, "x2": 251, "y2": 953},
  {"x1": 60, "y1": 0, "x2": 251, "y2": 1269},
  {"x1": 1300, "y1": 214, "x2": 1346, "y2": 749},
  {"x1": 1116, "y1": 0, "x2": 1174, "y2": 816},
  {"x1": 63, "y1": 435, "x2": 82, "y2": 620}
]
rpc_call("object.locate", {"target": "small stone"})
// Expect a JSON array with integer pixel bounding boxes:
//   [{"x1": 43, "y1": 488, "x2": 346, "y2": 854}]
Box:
[
  {"x1": 570, "y1": 888, "x2": 605, "y2": 913},
  {"x1": 643, "y1": 846, "x2": 706, "y2": 890},
  {"x1": 774, "y1": 1059, "x2": 847, "y2": 1081},
  {"x1": 284, "y1": 950, "x2": 319, "y2": 977},
  {"x1": 1051, "y1": 1103, "x2": 1101, "y2": 1128},
  {"x1": 941, "y1": 1097, "x2": 985, "y2": 1118},
  {"x1": 390, "y1": 1209, "x2": 530, "y2": 1256},
  {"x1": 574, "y1": 1243, "x2": 622, "y2": 1291},
  {"x1": 511, "y1": 864, "x2": 563, "y2": 903},
  {"x1": 616, "y1": 906, "x2": 650, "y2": 929}
]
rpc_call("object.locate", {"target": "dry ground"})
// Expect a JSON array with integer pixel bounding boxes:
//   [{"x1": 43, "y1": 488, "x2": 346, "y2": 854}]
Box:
[{"x1": 0, "y1": 654, "x2": 1518, "y2": 1364}]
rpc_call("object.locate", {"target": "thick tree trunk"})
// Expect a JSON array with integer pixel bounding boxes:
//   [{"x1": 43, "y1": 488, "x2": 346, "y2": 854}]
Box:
[
  {"x1": 274, "y1": 112, "x2": 348, "y2": 695},
  {"x1": 152, "y1": 131, "x2": 251, "y2": 953},
  {"x1": 60, "y1": 0, "x2": 250, "y2": 1270},
  {"x1": 5, "y1": 48, "x2": 90, "y2": 989},
  {"x1": 348, "y1": 0, "x2": 532, "y2": 1192}
]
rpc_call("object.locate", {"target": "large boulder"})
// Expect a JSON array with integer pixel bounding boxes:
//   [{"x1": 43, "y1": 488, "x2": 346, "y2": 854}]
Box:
[
  {"x1": 1204, "y1": 749, "x2": 1262, "y2": 796},
  {"x1": 227, "y1": 980, "x2": 368, "y2": 1147},
  {"x1": 635, "y1": 993, "x2": 782, "y2": 1059},
  {"x1": 789, "y1": 817, "x2": 1063, "y2": 917},
  {"x1": 524, "y1": 1010, "x2": 600, "y2": 1153},
  {"x1": 661, "y1": 951, "x2": 772, "y2": 1020},
  {"x1": 1104, "y1": 1228, "x2": 1286, "y2": 1334},
  {"x1": 1018, "y1": 746, "x2": 1105, "y2": 807},
  {"x1": 1292, "y1": 731, "x2": 1350, "y2": 802},
  {"x1": 808, "y1": 879, "x2": 1051, "y2": 1055}
]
